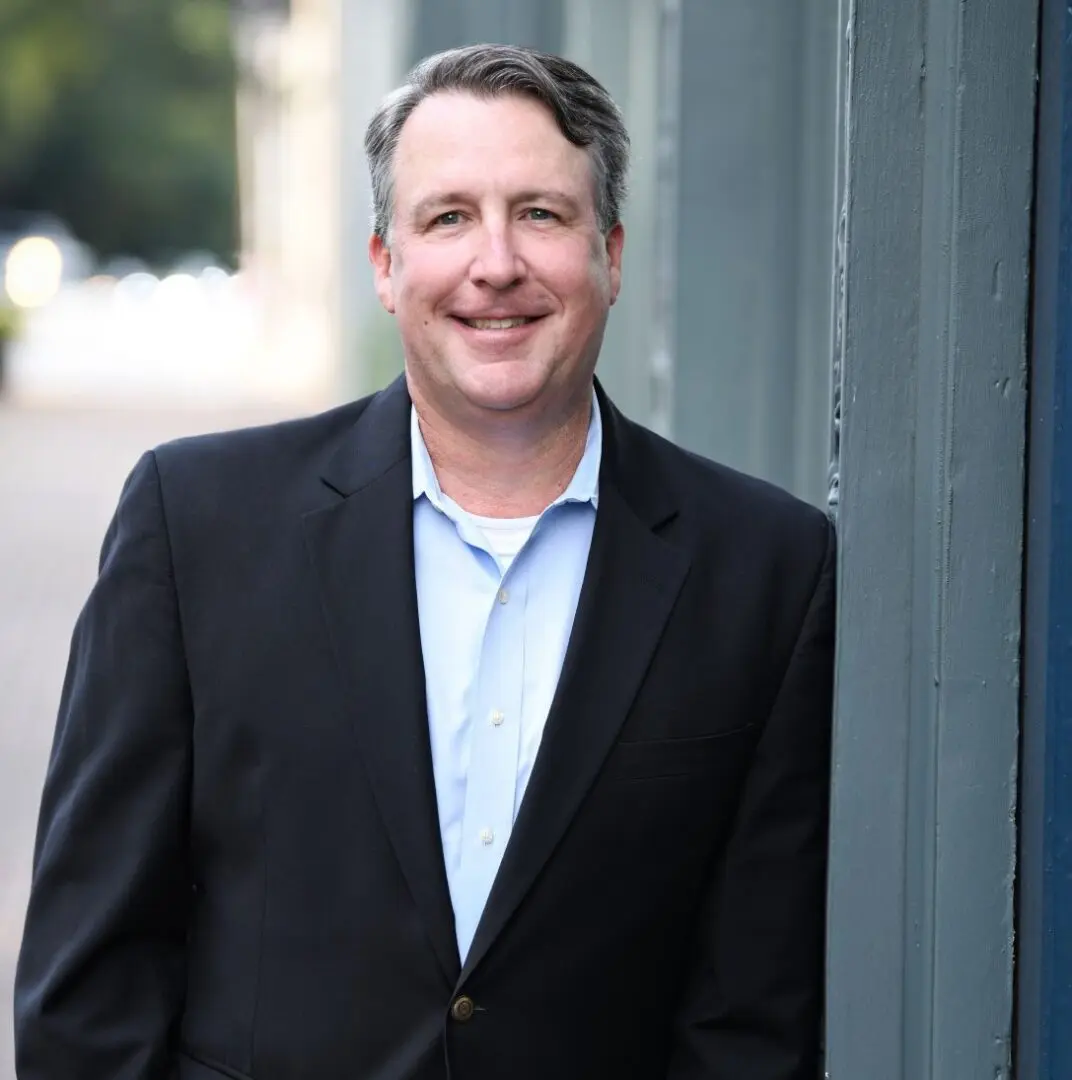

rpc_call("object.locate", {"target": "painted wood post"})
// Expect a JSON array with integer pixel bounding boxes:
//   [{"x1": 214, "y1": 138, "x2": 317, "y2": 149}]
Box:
[{"x1": 825, "y1": 0, "x2": 1036, "y2": 1076}]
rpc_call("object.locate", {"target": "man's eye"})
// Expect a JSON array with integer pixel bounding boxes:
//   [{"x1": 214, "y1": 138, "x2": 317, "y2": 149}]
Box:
[
  {"x1": 525, "y1": 207, "x2": 557, "y2": 222},
  {"x1": 433, "y1": 211, "x2": 463, "y2": 227}
]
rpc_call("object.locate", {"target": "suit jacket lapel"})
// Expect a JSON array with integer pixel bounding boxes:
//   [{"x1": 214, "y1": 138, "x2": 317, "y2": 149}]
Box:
[
  {"x1": 301, "y1": 377, "x2": 460, "y2": 985},
  {"x1": 460, "y1": 394, "x2": 691, "y2": 982}
]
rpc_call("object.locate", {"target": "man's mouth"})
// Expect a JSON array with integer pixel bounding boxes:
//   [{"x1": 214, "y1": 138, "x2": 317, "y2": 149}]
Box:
[{"x1": 456, "y1": 316, "x2": 541, "y2": 330}]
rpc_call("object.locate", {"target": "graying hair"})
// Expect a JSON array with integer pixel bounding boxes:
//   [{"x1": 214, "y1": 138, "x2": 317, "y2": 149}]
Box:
[{"x1": 364, "y1": 44, "x2": 630, "y2": 242}]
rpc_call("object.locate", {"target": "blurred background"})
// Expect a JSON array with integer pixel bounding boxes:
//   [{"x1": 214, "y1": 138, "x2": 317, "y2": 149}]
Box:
[{"x1": 0, "y1": 1, "x2": 838, "y2": 1073}]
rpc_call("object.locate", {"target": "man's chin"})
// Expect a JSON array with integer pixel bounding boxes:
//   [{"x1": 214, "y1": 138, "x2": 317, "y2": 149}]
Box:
[
  {"x1": 463, "y1": 389, "x2": 542, "y2": 416},
  {"x1": 455, "y1": 367, "x2": 549, "y2": 415}
]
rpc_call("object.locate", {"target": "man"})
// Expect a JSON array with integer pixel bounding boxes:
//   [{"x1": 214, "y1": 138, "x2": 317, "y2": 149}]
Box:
[{"x1": 15, "y1": 44, "x2": 835, "y2": 1080}]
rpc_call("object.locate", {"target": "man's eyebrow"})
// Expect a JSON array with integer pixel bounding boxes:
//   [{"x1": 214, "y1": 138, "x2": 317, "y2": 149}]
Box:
[
  {"x1": 513, "y1": 190, "x2": 582, "y2": 212},
  {"x1": 410, "y1": 194, "x2": 469, "y2": 222}
]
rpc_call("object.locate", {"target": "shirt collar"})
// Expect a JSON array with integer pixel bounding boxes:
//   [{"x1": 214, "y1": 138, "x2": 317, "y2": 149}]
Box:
[{"x1": 411, "y1": 388, "x2": 603, "y2": 514}]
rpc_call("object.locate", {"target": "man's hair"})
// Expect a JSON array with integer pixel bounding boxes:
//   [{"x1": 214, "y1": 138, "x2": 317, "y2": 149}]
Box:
[{"x1": 364, "y1": 44, "x2": 630, "y2": 243}]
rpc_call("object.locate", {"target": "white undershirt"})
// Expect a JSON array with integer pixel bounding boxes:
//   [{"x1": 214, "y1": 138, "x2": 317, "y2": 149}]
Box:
[{"x1": 466, "y1": 512, "x2": 540, "y2": 571}]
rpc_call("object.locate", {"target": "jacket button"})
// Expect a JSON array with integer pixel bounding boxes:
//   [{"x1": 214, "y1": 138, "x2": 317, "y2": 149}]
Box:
[{"x1": 450, "y1": 995, "x2": 475, "y2": 1022}]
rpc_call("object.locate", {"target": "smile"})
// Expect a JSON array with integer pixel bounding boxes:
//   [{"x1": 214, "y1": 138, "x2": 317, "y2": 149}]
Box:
[{"x1": 457, "y1": 317, "x2": 541, "y2": 330}]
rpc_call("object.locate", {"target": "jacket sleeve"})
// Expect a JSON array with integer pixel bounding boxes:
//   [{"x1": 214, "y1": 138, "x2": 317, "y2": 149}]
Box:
[
  {"x1": 15, "y1": 450, "x2": 193, "y2": 1079},
  {"x1": 667, "y1": 517, "x2": 836, "y2": 1080}
]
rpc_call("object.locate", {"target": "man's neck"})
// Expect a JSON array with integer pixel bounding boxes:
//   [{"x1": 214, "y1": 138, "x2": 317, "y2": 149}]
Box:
[{"x1": 414, "y1": 392, "x2": 593, "y2": 518}]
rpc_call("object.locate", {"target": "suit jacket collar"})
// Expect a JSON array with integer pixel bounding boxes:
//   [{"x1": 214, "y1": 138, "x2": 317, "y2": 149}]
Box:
[
  {"x1": 304, "y1": 375, "x2": 690, "y2": 986},
  {"x1": 318, "y1": 375, "x2": 676, "y2": 526},
  {"x1": 319, "y1": 374, "x2": 411, "y2": 498}
]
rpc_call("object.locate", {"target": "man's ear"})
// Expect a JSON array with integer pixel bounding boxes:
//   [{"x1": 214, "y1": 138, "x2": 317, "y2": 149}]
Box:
[
  {"x1": 369, "y1": 233, "x2": 396, "y2": 314},
  {"x1": 605, "y1": 222, "x2": 625, "y2": 305}
]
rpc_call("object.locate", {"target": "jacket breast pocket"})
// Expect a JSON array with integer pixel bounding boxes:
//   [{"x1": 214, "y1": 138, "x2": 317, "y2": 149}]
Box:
[{"x1": 601, "y1": 726, "x2": 754, "y2": 782}]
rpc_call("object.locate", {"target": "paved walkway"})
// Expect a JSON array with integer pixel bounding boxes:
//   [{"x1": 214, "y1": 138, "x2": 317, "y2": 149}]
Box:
[{"x1": 0, "y1": 403, "x2": 292, "y2": 1077}]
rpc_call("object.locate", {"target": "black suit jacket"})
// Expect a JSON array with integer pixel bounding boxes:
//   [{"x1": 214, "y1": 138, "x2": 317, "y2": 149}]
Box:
[{"x1": 15, "y1": 377, "x2": 836, "y2": 1080}]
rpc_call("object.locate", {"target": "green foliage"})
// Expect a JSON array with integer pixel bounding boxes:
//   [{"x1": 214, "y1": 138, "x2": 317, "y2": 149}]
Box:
[
  {"x1": 0, "y1": 303, "x2": 23, "y2": 343},
  {"x1": 0, "y1": 0, "x2": 239, "y2": 267}
]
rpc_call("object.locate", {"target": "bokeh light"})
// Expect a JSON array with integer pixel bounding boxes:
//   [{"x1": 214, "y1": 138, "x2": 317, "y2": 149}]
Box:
[{"x1": 4, "y1": 237, "x2": 64, "y2": 309}]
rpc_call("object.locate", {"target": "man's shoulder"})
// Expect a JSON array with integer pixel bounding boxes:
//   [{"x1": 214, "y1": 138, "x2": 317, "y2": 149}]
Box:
[
  {"x1": 150, "y1": 394, "x2": 375, "y2": 480},
  {"x1": 620, "y1": 413, "x2": 831, "y2": 542},
  {"x1": 136, "y1": 391, "x2": 390, "y2": 538}
]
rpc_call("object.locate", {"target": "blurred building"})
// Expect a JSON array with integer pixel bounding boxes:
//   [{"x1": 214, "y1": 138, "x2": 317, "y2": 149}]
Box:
[{"x1": 232, "y1": 0, "x2": 338, "y2": 405}]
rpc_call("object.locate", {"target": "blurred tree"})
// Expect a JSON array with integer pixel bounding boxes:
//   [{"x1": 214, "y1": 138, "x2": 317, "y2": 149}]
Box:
[{"x1": 0, "y1": 0, "x2": 239, "y2": 267}]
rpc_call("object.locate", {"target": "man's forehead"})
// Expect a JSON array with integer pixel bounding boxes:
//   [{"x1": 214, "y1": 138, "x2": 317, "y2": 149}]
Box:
[
  {"x1": 393, "y1": 92, "x2": 593, "y2": 199},
  {"x1": 396, "y1": 90, "x2": 573, "y2": 159}
]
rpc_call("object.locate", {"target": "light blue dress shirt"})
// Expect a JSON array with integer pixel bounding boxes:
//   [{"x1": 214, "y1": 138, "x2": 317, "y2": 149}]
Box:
[{"x1": 411, "y1": 394, "x2": 602, "y2": 963}]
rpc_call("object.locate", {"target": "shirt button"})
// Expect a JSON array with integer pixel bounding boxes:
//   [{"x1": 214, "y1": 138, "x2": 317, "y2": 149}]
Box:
[
  {"x1": 451, "y1": 995, "x2": 476, "y2": 1023},
  {"x1": 491, "y1": 710, "x2": 505, "y2": 727},
  {"x1": 498, "y1": 587, "x2": 509, "y2": 605},
  {"x1": 480, "y1": 827, "x2": 494, "y2": 846}
]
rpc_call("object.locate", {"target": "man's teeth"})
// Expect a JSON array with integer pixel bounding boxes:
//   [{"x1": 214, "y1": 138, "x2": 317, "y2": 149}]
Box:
[{"x1": 463, "y1": 317, "x2": 535, "y2": 329}]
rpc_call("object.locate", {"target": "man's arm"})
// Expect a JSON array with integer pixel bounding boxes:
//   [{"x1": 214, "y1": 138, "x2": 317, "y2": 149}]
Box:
[
  {"x1": 668, "y1": 518, "x2": 836, "y2": 1080},
  {"x1": 15, "y1": 451, "x2": 193, "y2": 1079}
]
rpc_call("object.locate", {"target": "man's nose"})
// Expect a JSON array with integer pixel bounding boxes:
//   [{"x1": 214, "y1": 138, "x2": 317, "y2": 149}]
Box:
[{"x1": 469, "y1": 224, "x2": 525, "y2": 289}]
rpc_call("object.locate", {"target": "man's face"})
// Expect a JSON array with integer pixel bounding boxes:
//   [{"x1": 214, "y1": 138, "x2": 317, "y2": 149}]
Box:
[{"x1": 369, "y1": 91, "x2": 624, "y2": 429}]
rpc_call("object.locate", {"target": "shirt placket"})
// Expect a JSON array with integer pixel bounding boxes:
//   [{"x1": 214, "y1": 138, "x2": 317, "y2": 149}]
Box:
[{"x1": 453, "y1": 559, "x2": 528, "y2": 960}]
